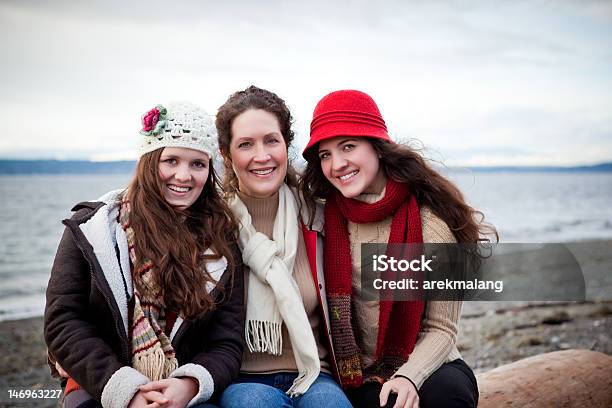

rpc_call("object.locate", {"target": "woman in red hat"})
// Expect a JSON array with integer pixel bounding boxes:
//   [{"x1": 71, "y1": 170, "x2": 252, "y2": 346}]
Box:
[{"x1": 300, "y1": 90, "x2": 496, "y2": 408}]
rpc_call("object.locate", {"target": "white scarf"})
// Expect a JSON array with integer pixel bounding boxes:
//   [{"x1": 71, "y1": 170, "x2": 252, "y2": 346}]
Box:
[{"x1": 228, "y1": 184, "x2": 321, "y2": 396}]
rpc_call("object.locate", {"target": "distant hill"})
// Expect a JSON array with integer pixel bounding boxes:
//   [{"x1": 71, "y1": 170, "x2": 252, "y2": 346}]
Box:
[
  {"x1": 0, "y1": 160, "x2": 136, "y2": 174},
  {"x1": 0, "y1": 160, "x2": 610, "y2": 174},
  {"x1": 463, "y1": 163, "x2": 612, "y2": 173}
]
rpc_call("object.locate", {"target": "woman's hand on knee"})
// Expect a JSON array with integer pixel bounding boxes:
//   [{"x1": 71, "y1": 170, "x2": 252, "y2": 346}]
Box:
[
  {"x1": 139, "y1": 377, "x2": 198, "y2": 408},
  {"x1": 379, "y1": 377, "x2": 419, "y2": 408}
]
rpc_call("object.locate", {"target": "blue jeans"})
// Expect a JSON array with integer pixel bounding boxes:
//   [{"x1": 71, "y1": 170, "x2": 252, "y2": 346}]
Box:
[{"x1": 219, "y1": 372, "x2": 352, "y2": 408}]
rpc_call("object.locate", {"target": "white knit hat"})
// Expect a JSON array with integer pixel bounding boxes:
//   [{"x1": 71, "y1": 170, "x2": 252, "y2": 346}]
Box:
[{"x1": 139, "y1": 101, "x2": 218, "y2": 158}]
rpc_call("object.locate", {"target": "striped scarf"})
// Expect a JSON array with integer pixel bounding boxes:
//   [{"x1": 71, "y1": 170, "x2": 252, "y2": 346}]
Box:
[
  {"x1": 119, "y1": 197, "x2": 178, "y2": 380},
  {"x1": 323, "y1": 178, "x2": 425, "y2": 388}
]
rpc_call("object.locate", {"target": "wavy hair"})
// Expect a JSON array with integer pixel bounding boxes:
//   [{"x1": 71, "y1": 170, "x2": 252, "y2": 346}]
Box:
[
  {"x1": 300, "y1": 139, "x2": 498, "y2": 243},
  {"x1": 126, "y1": 149, "x2": 238, "y2": 318},
  {"x1": 215, "y1": 85, "x2": 298, "y2": 193}
]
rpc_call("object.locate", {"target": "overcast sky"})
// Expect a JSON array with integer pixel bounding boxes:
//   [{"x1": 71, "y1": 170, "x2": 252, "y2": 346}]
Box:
[{"x1": 1, "y1": 0, "x2": 611, "y2": 165}]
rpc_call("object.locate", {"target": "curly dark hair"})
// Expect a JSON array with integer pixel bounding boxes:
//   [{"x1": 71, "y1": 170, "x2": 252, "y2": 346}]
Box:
[
  {"x1": 300, "y1": 138, "x2": 498, "y2": 243},
  {"x1": 215, "y1": 85, "x2": 299, "y2": 192}
]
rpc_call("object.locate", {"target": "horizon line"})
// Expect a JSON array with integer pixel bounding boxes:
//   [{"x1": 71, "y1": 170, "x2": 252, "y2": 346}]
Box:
[{"x1": 0, "y1": 158, "x2": 611, "y2": 171}]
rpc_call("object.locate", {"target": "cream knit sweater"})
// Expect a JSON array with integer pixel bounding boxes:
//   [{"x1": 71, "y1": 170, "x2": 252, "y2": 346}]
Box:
[
  {"x1": 349, "y1": 191, "x2": 462, "y2": 389},
  {"x1": 238, "y1": 191, "x2": 331, "y2": 375}
]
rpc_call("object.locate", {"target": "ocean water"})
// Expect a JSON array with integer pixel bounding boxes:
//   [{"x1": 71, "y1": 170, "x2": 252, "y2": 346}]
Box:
[
  {"x1": 445, "y1": 171, "x2": 612, "y2": 242},
  {"x1": 0, "y1": 174, "x2": 132, "y2": 321},
  {"x1": 0, "y1": 172, "x2": 611, "y2": 321}
]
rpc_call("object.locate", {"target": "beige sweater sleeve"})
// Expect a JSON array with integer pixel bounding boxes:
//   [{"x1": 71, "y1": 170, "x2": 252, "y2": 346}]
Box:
[{"x1": 393, "y1": 208, "x2": 462, "y2": 389}]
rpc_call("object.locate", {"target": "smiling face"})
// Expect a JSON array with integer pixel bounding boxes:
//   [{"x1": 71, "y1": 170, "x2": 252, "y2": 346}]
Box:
[
  {"x1": 318, "y1": 137, "x2": 387, "y2": 198},
  {"x1": 158, "y1": 147, "x2": 210, "y2": 210},
  {"x1": 229, "y1": 109, "x2": 288, "y2": 198}
]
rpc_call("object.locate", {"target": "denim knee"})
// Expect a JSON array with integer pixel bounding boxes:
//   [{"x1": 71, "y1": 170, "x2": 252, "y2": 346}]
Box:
[
  {"x1": 219, "y1": 382, "x2": 292, "y2": 408},
  {"x1": 294, "y1": 374, "x2": 352, "y2": 408}
]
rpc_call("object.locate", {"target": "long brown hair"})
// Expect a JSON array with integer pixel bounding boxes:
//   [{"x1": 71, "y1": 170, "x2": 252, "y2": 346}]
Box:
[
  {"x1": 126, "y1": 149, "x2": 238, "y2": 319},
  {"x1": 301, "y1": 139, "x2": 498, "y2": 243},
  {"x1": 215, "y1": 85, "x2": 298, "y2": 193}
]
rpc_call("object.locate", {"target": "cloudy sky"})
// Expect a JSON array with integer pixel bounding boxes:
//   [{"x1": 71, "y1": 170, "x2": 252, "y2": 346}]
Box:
[{"x1": 1, "y1": 0, "x2": 611, "y2": 166}]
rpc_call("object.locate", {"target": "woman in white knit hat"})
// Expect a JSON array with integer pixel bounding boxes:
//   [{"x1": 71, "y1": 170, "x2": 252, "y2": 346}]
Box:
[
  {"x1": 45, "y1": 102, "x2": 244, "y2": 408},
  {"x1": 214, "y1": 86, "x2": 352, "y2": 408}
]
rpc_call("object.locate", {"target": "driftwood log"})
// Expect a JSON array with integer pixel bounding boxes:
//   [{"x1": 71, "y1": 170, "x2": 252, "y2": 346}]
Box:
[{"x1": 477, "y1": 349, "x2": 612, "y2": 407}]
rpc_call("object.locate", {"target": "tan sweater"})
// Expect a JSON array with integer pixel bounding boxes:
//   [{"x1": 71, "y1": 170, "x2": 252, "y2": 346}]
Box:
[
  {"x1": 238, "y1": 191, "x2": 330, "y2": 374},
  {"x1": 349, "y1": 190, "x2": 462, "y2": 389}
]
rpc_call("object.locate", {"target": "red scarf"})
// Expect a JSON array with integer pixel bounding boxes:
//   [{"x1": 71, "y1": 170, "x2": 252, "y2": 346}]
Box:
[{"x1": 324, "y1": 178, "x2": 425, "y2": 388}]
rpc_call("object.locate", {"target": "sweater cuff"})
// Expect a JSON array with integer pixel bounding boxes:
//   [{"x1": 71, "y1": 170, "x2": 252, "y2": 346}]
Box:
[
  {"x1": 392, "y1": 363, "x2": 429, "y2": 390},
  {"x1": 101, "y1": 366, "x2": 149, "y2": 408},
  {"x1": 170, "y1": 363, "x2": 214, "y2": 406},
  {"x1": 392, "y1": 374, "x2": 419, "y2": 391}
]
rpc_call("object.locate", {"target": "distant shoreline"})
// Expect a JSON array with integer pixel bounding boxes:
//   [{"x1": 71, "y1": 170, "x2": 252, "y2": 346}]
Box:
[
  {"x1": 0, "y1": 160, "x2": 136, "y2": 174},
  {"x1": 451, "y1": 162, "x2": 612, "y2": 173},
  {"x1": 1, "y1": 159, "x2": 611, "y2": 174}
]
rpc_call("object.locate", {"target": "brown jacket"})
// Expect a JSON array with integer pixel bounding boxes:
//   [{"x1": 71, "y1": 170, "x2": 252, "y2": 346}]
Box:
[{"x1": 44, "y1": 191, "x2": 244, "y2": 407}]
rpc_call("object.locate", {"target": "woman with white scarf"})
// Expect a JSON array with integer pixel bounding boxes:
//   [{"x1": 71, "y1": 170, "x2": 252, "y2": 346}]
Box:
[{"x1": 215, "y1": 86, "x2": 351, "y2": 408}]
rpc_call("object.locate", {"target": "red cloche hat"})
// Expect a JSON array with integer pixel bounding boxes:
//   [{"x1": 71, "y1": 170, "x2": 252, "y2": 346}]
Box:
[{"x1": 303, "y1": 89, "x2": 391, "y2": 158}]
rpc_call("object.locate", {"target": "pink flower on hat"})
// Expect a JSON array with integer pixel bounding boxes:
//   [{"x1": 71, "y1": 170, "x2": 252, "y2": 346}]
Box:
[
  {"x1": 140, "y1": 105, "x2": 167, "y2": 136},
  {"x1": 142, "y1": 108, "x2": 160, "y2": 132}
]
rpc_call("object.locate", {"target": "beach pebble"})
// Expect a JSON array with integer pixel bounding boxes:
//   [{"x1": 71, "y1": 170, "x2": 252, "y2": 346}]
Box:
[
  {"x1": 588, "y1": 305, "x2": 612, "y2": 318},
  {"x1": 558, "y1": 342, "x2": 571, "y2": 350},
  {"x1": 519, "y1": 337, "x2": 544, "y2": 347},
  {"x1": 542, "y1": 311, "x2": 571, "y2": 325}
]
